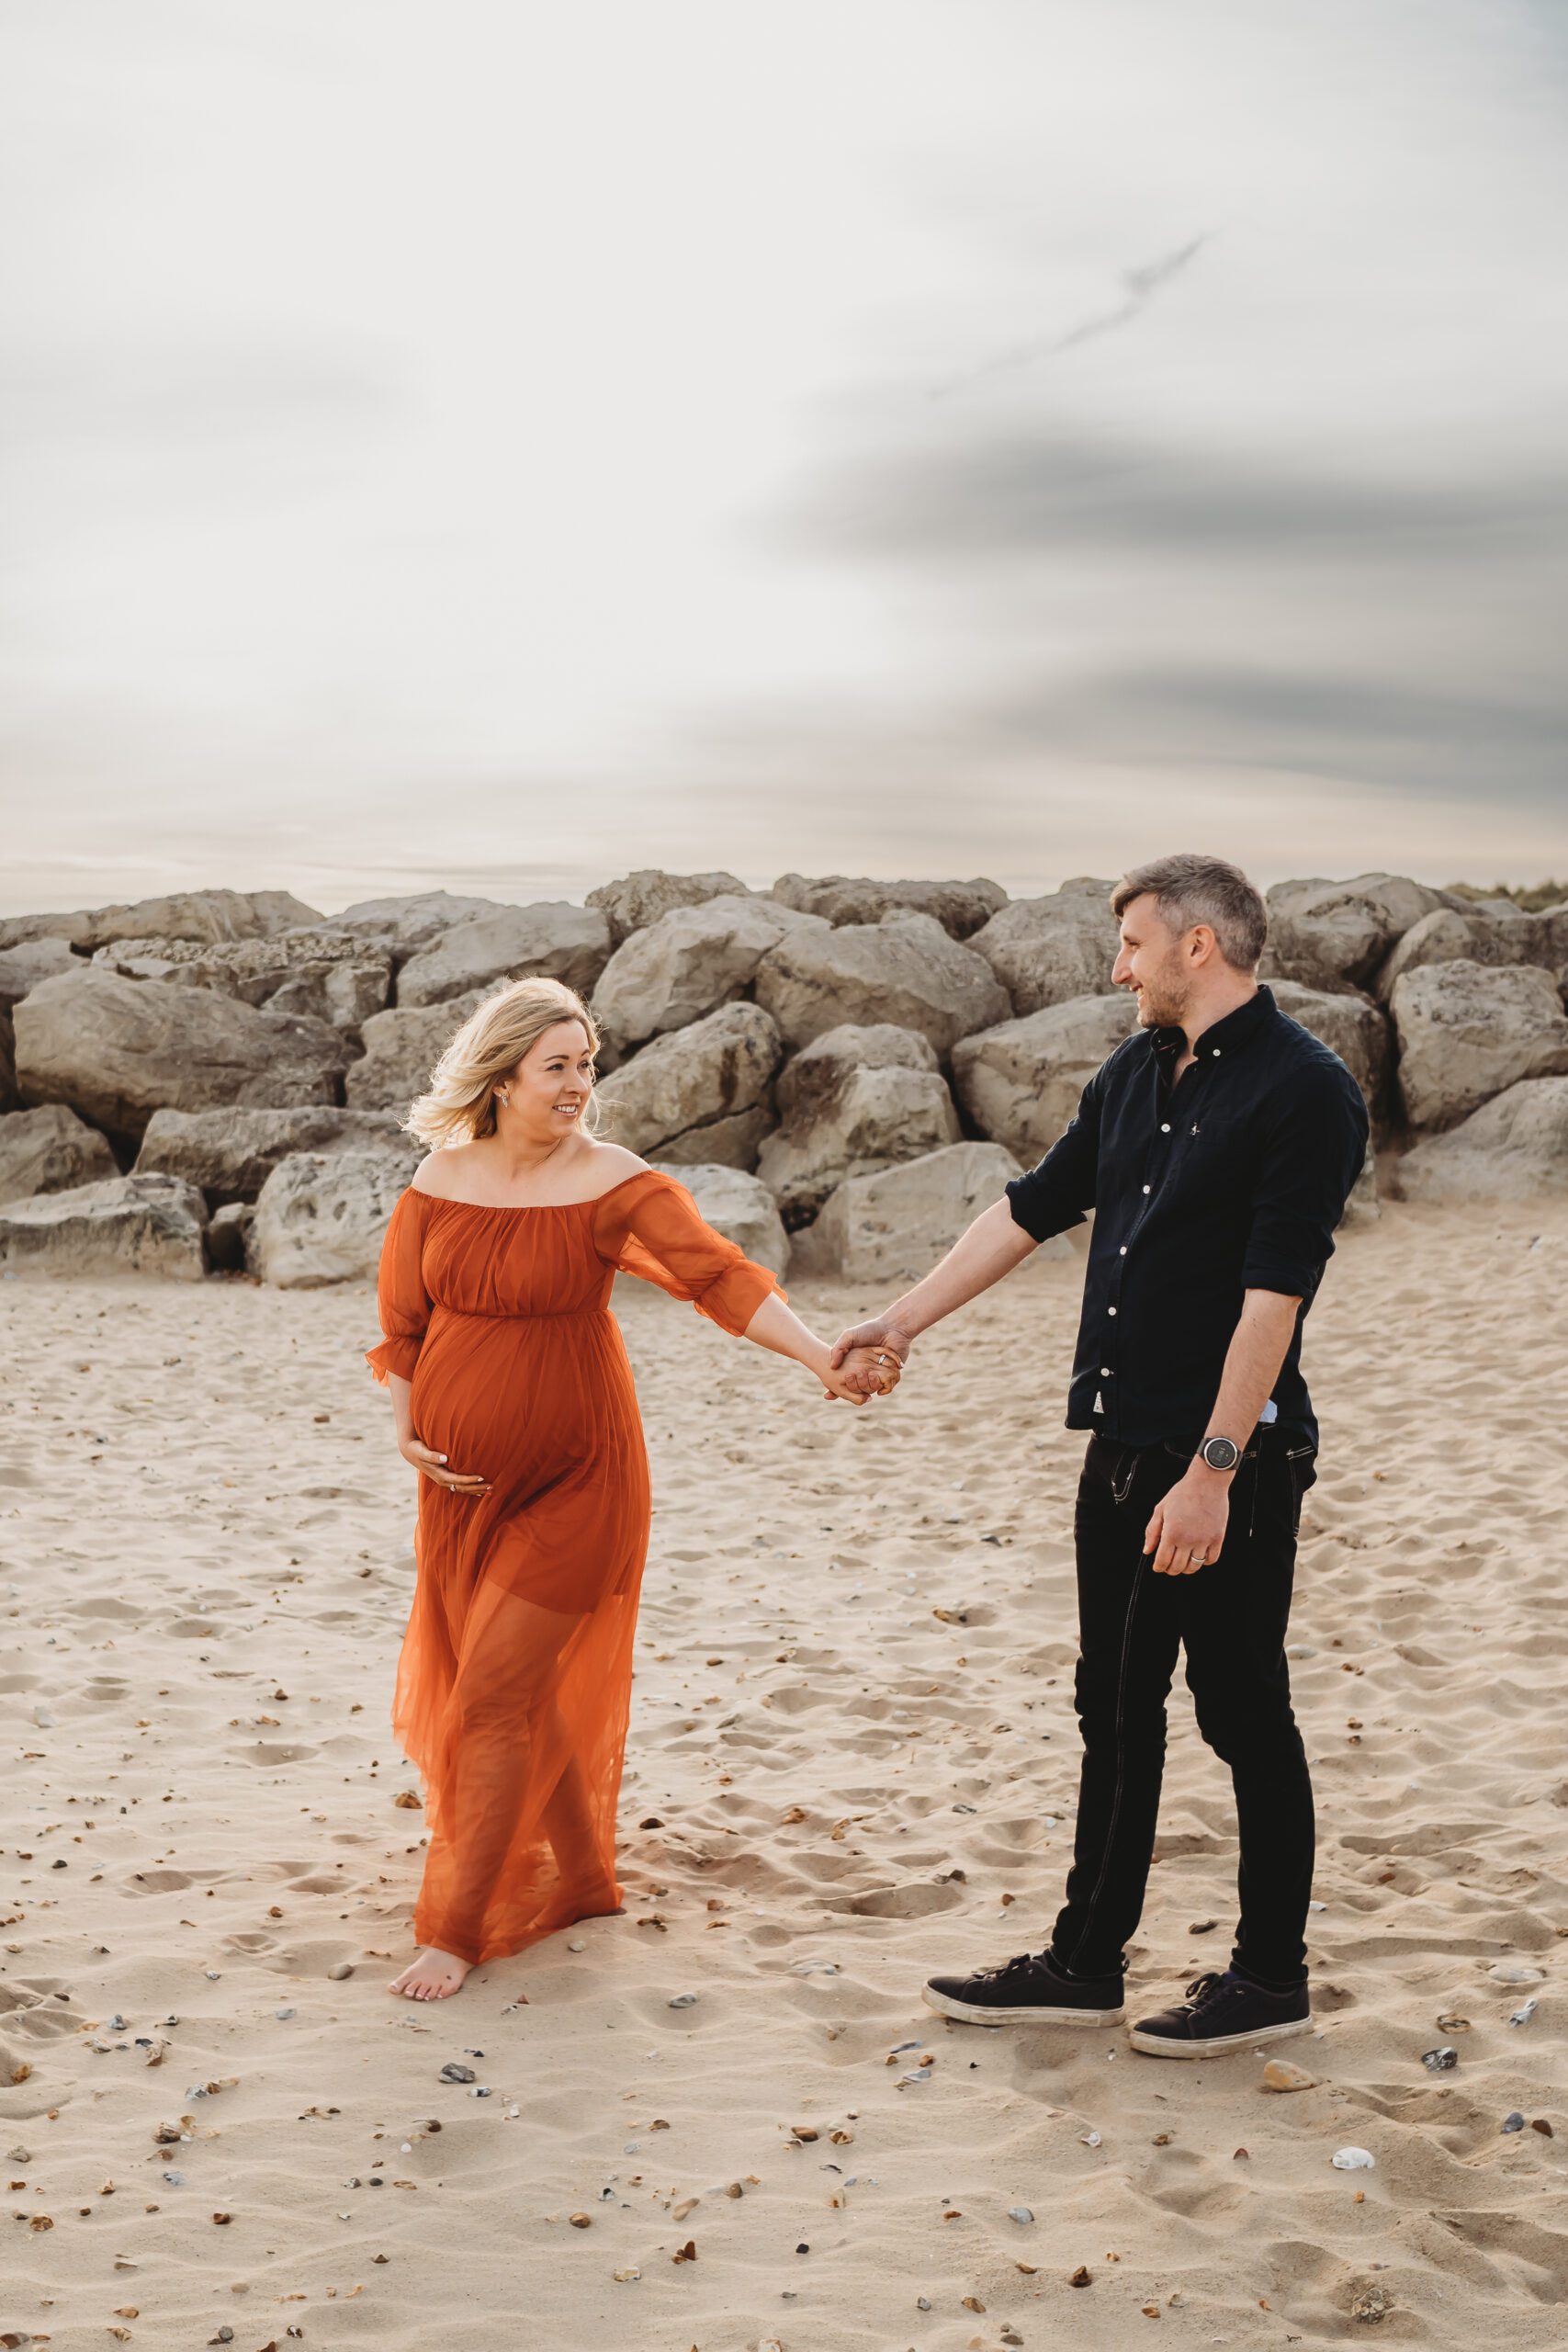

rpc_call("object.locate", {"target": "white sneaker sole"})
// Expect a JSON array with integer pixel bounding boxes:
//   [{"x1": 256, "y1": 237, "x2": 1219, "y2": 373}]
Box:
[
  {"x1": 921, "y1": 1984, "x2": 1125, "y2": 2028},
  {"x1": 1127, "y1": 2011, "x2": 1313, "y2": 2058}
]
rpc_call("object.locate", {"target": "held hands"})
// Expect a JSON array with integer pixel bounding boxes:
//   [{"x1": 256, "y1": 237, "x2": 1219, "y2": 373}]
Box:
[
  {"x1": 806, "y1": 1336, "x2": 903, "y2": 1405},
  {"x1": 827, "y1": 1318, "x2": 910, "y2": 1401},
  {"x1": 1144, "y1": 1465, "x2": 1229, "y2": 1576},
  {"x1": 397, "y1": 1430, "x2": 491, "y2": 1498}
]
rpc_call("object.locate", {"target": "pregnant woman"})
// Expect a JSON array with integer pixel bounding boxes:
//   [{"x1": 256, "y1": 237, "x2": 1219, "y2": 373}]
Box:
[{"x1": 367, "y1": 974, "x2": 877, "y2": 1999}]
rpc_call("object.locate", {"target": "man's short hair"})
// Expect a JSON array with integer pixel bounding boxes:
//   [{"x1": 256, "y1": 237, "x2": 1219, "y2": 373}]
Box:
[{"x1": 1110, "y1": 854, "x2": 1268, "y2": 971}]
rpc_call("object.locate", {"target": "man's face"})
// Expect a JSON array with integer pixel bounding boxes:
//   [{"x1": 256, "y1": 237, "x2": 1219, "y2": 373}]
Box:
[{"x1": 1111, "y1": 894, "x2": 1190, "y2": 1030}]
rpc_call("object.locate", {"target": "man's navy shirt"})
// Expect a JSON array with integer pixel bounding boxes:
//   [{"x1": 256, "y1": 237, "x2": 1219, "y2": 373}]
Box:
[{"x1": 1004, "y1": 984, "x2": 1370, "y2": 1450}]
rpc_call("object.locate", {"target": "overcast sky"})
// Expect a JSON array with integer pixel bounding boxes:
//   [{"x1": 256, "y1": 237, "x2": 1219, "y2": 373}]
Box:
[{"x1": 2, "y1": 0, "x2": 1564, "y2": 916}]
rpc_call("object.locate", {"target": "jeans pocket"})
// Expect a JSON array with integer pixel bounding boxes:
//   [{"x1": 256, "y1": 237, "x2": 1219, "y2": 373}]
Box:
[
  {"x1": 1287, "y1": 1451, "x2": 1316, "y2": 1538},
  {"x1": 1111, "y1": 1448, "x2": 1142, "y2": 1505}
]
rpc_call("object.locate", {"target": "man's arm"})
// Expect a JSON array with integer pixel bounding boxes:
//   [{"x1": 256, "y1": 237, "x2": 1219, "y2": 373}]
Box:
[
  {"x1": 829, "y1": 1201, "x2": 1041, "y2": 1389},
  {"x1": 1145, "y1": 1060, "x2": 1369, "y2": 1576},
  {"x1": 828, "y1": 1057, "x2": 1112, "y2": 1392},
  {"x1": 1143, "y1": 1289, "x2": 1301, "y2": 1574}
]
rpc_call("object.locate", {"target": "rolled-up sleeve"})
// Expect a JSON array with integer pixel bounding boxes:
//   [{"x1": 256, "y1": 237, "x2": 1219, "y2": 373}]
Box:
[
  {"x1": 593, "y1": 1170, "x2": 786, "y2": 1337},
  {"x1": 1242, "y1": 1065, "x2": 1370, "y2": 1302},
  {"x1": 1004, "y1": 1065, "x2": 1107, "y2": 1244},
  {"x1": 365, "y1": 1188, "x2": 435, "y2": 1385}
]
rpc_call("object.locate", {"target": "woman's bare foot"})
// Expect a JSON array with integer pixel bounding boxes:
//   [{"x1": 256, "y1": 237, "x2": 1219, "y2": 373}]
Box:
[{"x1": 388, "y1": 1947, "x2": 472, "y2": 2000}]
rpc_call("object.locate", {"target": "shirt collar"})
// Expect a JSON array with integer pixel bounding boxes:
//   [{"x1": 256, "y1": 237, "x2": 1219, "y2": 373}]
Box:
[{"x1": 1151, "y1": 982, "x2": 1277, "y2": 1063}]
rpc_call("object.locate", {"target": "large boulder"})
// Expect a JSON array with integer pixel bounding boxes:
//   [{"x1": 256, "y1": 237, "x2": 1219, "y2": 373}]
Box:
[
  {"x1": 771, "y1": 874, "x2": 1006, "y2": 939},
  {"x1": 1372, "y1": 903, "x2": 1546, "y2": 1001},
  {"x1": 791, "y1": 1140, "x2": 1048, "y2": 1284},
  {"x1": 753, "y1": 912, "x2": 1010, "y2": 1055},
  {"x1": 91, "y1": 931, "x2": 392, "y2": 1030},
  {"x1": 134, "y1": 1105, "x2": 412, "y2": 1205},
  {"x1": 1393, "y1": 1077, "x2": 1568, "y2": 1202},
  {"x1": 206, "y1": 1199, "x2": 255, "y2": 1274},
  {"x1": 396, "y1": 901, "x2": 611, "y2": 1008},
  {"x1": 0, "y1": 937, "x2": 80, "y2": 1010},
  {"x1": 1260, "y1": 874, "x2": 1448, "y2": 992},
  {"x1": 0, "y1": 888, "x2": 321, "y2": 956},
  {"x1": 1390, "y1": 961, "x2": 1568, "y2": 1130},
  {"x1": 592, "y1": 895, "x2": 825, "y2": 1057},
  {"x1": 757, "y1": 1023, "x2": 959, "y2": 1224},
  {"x1": 1340, "y1": 1147, "x2": 1381, "y2": 1226},
  {"x1": 0, "y1": 1170, "x2": 208, "y2": 1278},
  {"x1": 586, "y1": 869, "x2": 751, "y2": 946},
  {"x1": 1269, "y1": 980, "x2": 1391, "y2": 1112},
  {"x1": 251, "y1": 1147, "x2": 420, "y2": 1287},
  {"x1": 952, "y1": 994, "x2": 1136, "y2": 1163},
  {"x1": 1536, "y1": 903, "x2": 1568, "y2": 990},
  {"x1": 594, "y1": 1001, "x2": 783, "y2": 1167},
  {"x1": 344, "y1": 989, "x2": 488, "y2": 1114},
  {"x1": 967, "y1": 890, "x2": 1120, "y2": 1014},
  {"x1": 0, "y1": 1104, "x2": 119, "y2": 1205},
  {"x1": 309, "y1": 890, "x2": 512, "y2": 960},
  {"x1": 13, "y1": 969, "x2": 352, "y2": 1145},
  {"x1": 648, "y1": 1161, "x2": 790, "y2": 1280}
]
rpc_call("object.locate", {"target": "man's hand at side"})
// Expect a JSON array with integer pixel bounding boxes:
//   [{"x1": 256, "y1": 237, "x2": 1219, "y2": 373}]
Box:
[{"x1": 1144, "y1": 1467, "x2": 1230, "y2": 1576}]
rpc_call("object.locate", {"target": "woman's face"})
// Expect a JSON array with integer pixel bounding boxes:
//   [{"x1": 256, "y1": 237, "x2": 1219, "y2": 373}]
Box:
[{"x1": 504, "y1": 1018, "x2": 596, "y2": 1135}]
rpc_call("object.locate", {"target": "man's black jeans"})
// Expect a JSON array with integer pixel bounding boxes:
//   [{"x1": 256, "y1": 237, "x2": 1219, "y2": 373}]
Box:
[{"x1": 1046, "y1": 1424, "x2": 1319, "y2": 1993}]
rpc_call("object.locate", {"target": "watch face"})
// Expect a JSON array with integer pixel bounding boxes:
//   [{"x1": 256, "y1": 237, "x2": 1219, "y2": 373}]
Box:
[{"x1": 1202, "y1": 1437, "x2": 1240, "y2": 1471}]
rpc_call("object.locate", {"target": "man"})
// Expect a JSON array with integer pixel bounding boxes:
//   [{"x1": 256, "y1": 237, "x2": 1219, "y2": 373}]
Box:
[{"x1": 831, "y1": 854, "x2": 1369, "y2": 2055}]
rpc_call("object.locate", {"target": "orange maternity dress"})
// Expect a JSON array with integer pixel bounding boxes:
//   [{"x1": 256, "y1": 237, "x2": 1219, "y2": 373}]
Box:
[{"x1": 365, "y1": 1169, "x2": 784, "y2": 1965}]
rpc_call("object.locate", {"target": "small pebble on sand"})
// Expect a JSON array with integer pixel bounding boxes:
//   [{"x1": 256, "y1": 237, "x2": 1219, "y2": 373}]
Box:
[{"x1": 1262, "y1": 2059, "x2": 1316, "y2": 2092}]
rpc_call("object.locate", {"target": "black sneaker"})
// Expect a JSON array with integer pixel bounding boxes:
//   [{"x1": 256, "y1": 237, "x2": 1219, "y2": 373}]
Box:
[
  {"x1": 922, "y1": 1946, "x2": 1126, "y2": 2028},
  {"x1": 1128, "y1": 1968, "x2": 1311, "y2": 2058}
]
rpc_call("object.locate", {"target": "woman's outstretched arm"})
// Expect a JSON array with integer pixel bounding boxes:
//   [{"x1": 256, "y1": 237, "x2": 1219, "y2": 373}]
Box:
[{"x1": 737, "y1": 1288, "x2": 872, "y2": 1404}]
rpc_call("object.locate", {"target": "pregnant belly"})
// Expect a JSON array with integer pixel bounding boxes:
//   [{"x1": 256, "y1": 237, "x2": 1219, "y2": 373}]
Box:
[{"x1": 411, "y1": 1306, "x2": 638, "y2": 1487}]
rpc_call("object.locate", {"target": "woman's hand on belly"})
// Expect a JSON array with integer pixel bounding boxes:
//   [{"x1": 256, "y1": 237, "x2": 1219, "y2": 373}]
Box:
[{"x1": 398, "y1": 1431, "x2": 491, "y2": 1498}]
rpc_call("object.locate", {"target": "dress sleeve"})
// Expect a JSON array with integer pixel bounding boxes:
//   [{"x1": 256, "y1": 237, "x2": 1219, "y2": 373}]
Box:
[
  {"x1": 592, "y1": 1170, "x2": 787, "y2": 1337},
  {"x1": 365, "y1": 1188, "x2": 435, "y2": 1385}
]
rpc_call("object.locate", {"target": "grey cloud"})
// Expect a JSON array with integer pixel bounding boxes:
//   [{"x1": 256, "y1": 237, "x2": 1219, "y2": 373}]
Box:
[
  {"x1": 979, "y1": 664, "x2": 1568, "y2": 804},
  {"x1": 783, "y1": 423, "x2": 1567, "y2": 565}
]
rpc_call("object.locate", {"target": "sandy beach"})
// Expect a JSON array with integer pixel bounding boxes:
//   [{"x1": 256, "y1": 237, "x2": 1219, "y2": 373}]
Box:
[{"x1": 3, "y1": 1195, "x2": 1565, "y2": 2349}]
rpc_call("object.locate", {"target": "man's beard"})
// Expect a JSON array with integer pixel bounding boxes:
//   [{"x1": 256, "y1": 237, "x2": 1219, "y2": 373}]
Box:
[{"x1": 1134, "y1": 975, "x2": 1190, "y2": 1031}]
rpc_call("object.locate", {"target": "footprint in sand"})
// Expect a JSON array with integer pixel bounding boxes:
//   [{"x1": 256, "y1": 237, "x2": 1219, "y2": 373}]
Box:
[
  {"x1": 233, "y1": 1739, "x2": 319, "y2": 1766},
  {"x1": 834, "y1": 1882, "x2": 965, "y2": 1920}
]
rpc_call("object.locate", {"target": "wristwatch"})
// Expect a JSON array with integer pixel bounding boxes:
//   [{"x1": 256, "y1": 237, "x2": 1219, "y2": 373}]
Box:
[{"x1": 1200, "y1": 1434, "x2": 1241, "y2": 1472}]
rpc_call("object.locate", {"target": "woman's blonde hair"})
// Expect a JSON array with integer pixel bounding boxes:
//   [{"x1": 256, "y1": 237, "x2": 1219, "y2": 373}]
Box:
[{"x1": 400, "y1": 976, "x2": 603, "y2": 1151}]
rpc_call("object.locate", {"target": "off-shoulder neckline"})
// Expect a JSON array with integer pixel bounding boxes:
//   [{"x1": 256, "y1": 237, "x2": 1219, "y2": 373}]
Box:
[{"x1": 405, "y1": 1168, "x2": 665, "y2": 1214}]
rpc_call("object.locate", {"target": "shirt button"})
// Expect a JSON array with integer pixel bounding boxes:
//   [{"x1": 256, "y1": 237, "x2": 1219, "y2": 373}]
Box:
[
  {"x1": 1100, "y1": 1366, "x2": 1112, "y2": 1376},
  {"x1": 1160, "y1": 1123, "x2": 1170, "y2": 1133},
  {"x1": 1212, "y1": 1047, "x2": 1222, "y2": 1057},
  {"x1": 1119, "y1": 1245, "x2": 1128, "y2": 1254},
  {"x1": 1107, "y1": 1306, "x2": 1118, "y2": 1317},
  {"x1": 1142, "y1": 1183, "x2": 1151, "y2": 1194}
]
